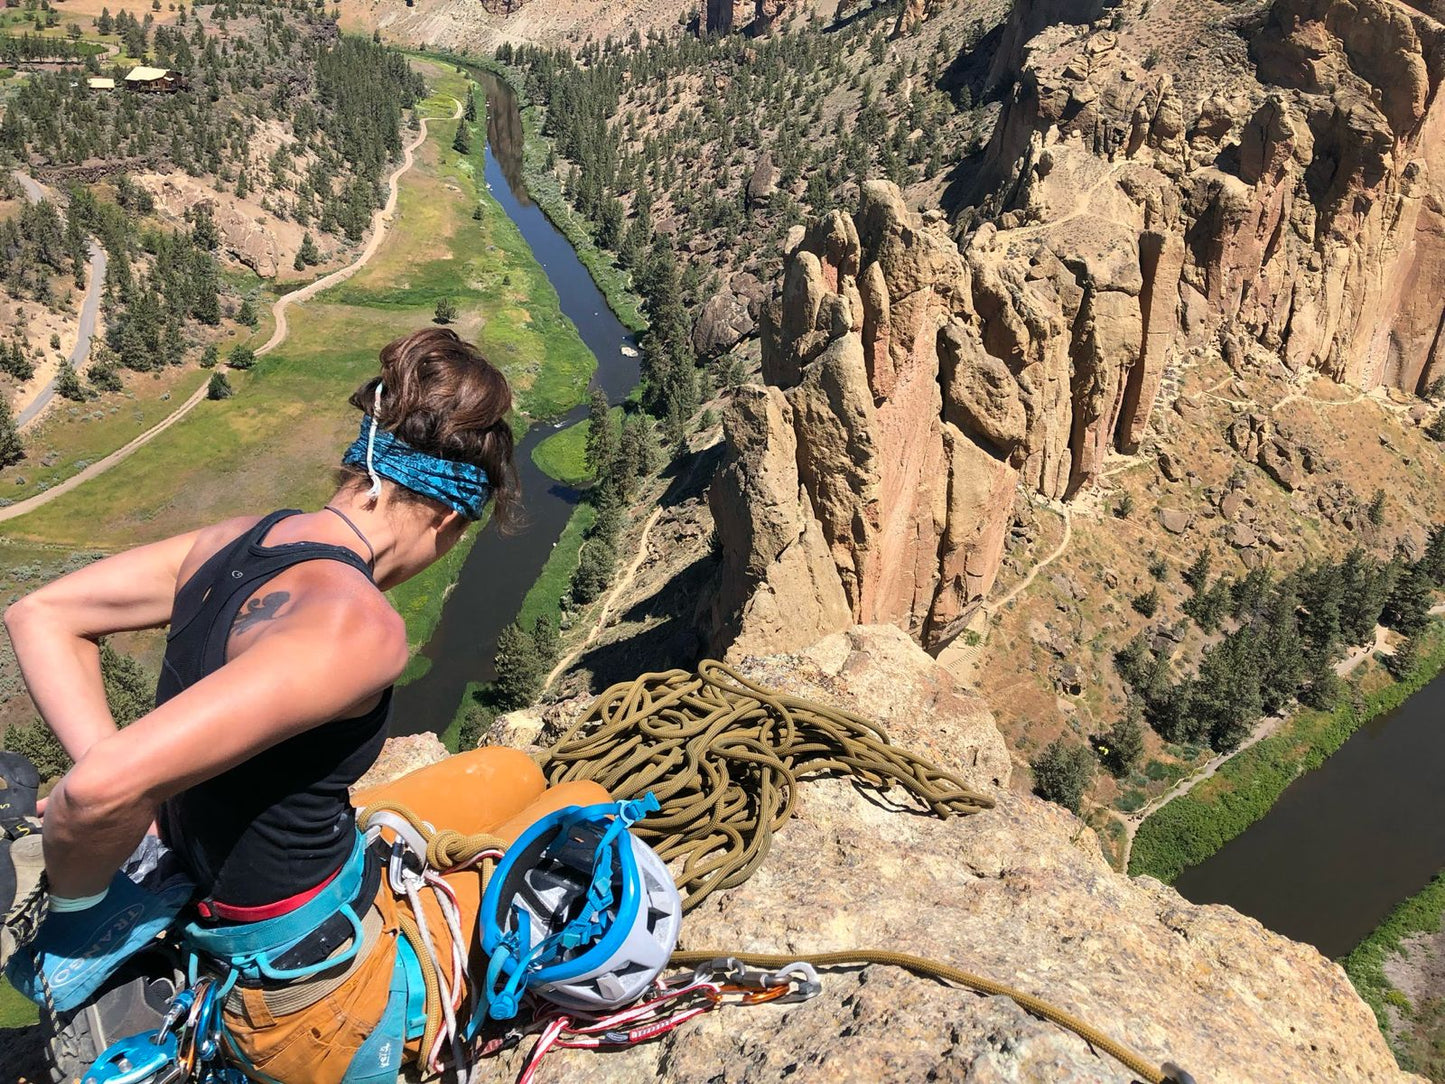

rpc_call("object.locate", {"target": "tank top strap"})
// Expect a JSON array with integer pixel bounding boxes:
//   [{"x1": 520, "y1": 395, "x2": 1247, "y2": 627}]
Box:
[
  {"x1": 166, "y1": 510, "x2": 301, "y2": 646},
  {"x1": 160, "y1": 510, "x2": 377, "y2": 700}
]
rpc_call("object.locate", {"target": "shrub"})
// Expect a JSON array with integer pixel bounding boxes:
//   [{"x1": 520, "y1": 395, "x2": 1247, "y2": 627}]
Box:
[
  {"x1": 1030, "y1": 739, "x2": 1095, "y2": 813},
  {"x1": 434, "y1": 297, "x2": 458, "y2": 324},
  {"x1": 1132, "y1": 587, "x2": 1160, "y2": 617},
  {"x1": 207, "y1": 372, "x2": 233, "y2": 400}
]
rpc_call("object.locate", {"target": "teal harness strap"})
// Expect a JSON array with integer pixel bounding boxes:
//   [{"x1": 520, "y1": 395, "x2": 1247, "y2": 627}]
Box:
[{"x1": 183, "y1": 831, "x2": 369, "y2": 983}]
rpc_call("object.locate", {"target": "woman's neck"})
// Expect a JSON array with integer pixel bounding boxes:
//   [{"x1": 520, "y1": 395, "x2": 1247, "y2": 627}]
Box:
[{"x1": 316, "y1": 491, "x2": 414, "y2": 590}]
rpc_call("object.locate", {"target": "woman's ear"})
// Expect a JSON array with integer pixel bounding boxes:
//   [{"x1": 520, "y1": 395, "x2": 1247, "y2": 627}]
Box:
[{"x1": 435, "y1": 508, "x2": 468, "y2": 542}]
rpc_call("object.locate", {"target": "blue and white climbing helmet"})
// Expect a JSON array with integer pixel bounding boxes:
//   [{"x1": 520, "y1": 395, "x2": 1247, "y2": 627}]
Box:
[{"x1": 477, "y1": 794, "x2": 682, "y2": 1022}]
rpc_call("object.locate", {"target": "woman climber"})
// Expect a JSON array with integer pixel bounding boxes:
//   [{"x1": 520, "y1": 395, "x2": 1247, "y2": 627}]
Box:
[{"x1": 0, "y1": 327, "x2": 672, "y2": 1084}]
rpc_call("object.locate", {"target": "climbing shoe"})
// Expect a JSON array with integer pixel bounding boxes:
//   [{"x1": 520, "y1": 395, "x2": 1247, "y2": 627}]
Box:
[
  {"x1": 0, "y1": 751, "x2": 42, "y2": 969},
  {"x1": 6, "y1": 866, "x2": 192, "y2": 1013}
]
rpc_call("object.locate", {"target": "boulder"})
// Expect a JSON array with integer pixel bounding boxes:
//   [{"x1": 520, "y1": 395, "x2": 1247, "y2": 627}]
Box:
[
  {"x1": 1158, "y1": 507, "x2": 1192, "y2": 534},
  {"x1": 351, "y1": 733, "x2": 448, "y2": 793},
  {"x1": 692, "y1": 289, "x2": 756, "y2": 358}
]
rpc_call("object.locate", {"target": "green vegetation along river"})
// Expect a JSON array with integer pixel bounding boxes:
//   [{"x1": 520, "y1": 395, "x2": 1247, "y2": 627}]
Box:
[{"x1": 1169, "y1": 652, "x2": 1445, "y2": 959}]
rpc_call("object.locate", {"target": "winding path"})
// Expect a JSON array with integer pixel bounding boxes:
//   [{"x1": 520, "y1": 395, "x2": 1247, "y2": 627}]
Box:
[
  {"x1": 0, "y1": 101, "x2": 459, "y2": 527},
  {"x1": 8, "y1": 172, "x2": 107, "y2": 430}
]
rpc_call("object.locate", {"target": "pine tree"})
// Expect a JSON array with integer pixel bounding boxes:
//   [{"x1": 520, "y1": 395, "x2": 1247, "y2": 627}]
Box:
[
  {"x1": 584, "y1": 389, "x2": 614, "y2": 479},
  {"x1": 207, "y1": 371, "x2": 233, "y2": 400},
  {"x1": 1299, "y1": 657, "x2": 1343, "y2": 710},
  {"x1": 0, "y1": 395, "x2": 24, "y2": 469},
  {"x1": 100, "y1": 640, "x2": 154, "y2": 726},
  {"x1": 1183, "y1": 547, "x2": 1213, "y2": 592},
  {"x1": 199, "y1": 344, "x2": 219, "y2": 369},
  {"x1": 1383, "y1": 558, "x2": 1433, "y2": 635},
  {"x1": 570, "y1": 539, "x2": 616, "y2": 604},
  {"x1": 464, "y1": 87, "x2": 478, "y2": 122},
  {"x1": 226, "y1": 344, "x2": 256, "y2": 370},
  {"x1": 531, "y1": 615, "x2": 559, "y2": 666},
  {"x1": 452, "y1": 121, "x2": 471, "y2": 156},
  {"x1": 298, "y1": 233, "x2": 321, "y2": 267},
  {"x1": 1099, "y1": 708, "x2": 1145, "y2": 778},
  {"x1": 55, "y1": 360, "x2": 88, "y2": 402},
  {"x1": 493, "y1": 623, "x2": 543, "y2": 711},
  {"x1": 1367, "y1": 488, "x2": 1387, "y2": 527}
]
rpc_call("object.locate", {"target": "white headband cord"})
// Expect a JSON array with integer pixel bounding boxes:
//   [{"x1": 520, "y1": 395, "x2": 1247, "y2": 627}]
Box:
[{"x1": 366, "y1": 383, "x2": 384, "y2": 501}]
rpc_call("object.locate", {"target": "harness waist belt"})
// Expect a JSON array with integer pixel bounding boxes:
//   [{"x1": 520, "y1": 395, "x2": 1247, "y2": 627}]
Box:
[{"x1": 184, "y1": 831, "x2": 368, "y2": 964}]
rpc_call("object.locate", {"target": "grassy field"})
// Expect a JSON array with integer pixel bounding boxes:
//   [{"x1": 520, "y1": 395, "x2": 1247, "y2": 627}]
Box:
[
  {"x1": 0, "y1": 975, "x2": 35, "y2": 1029},
  {"x1": 1130, "y1": 625, "x2": 1445, "y2": 882},
  {"x1": 420, "y1": 52, "x2": 648, "y2": 334},
  {"x1": 3, "y1": 369, "x2": 210, "y2": 503},
  {"x1": 532, "y1": 420, "x2": 590, "y2": 485},
  {"x1": 0, "y1": 57, "x2": 596, "y2": 657}
]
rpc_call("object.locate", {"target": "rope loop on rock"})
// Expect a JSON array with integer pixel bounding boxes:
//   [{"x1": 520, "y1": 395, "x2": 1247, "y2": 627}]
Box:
[{"x1": 535, "y1": 661, "x2": 1188, "y2": 1084}]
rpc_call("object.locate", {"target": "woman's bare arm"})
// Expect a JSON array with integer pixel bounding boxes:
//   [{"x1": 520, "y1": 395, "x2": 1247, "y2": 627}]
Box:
[
  {"x1": 41, "y1": 574, "x2": 408, "y2": 898},
  {"x1": 4, "y1": 532, "x2": 203, "y2": 763}
]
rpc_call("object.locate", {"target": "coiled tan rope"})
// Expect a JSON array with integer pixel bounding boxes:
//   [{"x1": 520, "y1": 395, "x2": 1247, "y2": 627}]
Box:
[{"x1": 535, "y1": 659, "x2": 993, "y2": 911}]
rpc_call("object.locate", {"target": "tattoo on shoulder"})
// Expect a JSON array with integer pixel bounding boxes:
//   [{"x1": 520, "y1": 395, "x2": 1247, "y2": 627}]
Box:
[{"x1": 232, "y1": 591, "x2": 291, "y2": 635}]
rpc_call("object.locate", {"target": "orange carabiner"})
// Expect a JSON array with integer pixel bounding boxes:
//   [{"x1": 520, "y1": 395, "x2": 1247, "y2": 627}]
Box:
[{"x1": 708, "y1": 982, "x2": 791, "y2": 1005}]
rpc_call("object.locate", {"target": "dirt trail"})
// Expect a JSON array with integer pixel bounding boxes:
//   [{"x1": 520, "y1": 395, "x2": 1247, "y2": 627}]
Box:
[
  {"x1": 0, "y1": 102, "x2": 457, "y2": 528},
  {"x1": 542, "y1": 505, "x2": 664, "y2": 693},
  {"x1": 1116, "y1": 618, "x2": 1412, "y2": 865}
]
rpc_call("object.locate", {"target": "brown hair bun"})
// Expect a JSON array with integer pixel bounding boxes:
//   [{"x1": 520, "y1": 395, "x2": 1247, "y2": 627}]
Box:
[{"x1": 347, "y1": 327, "x2": 520, "y2": 530}]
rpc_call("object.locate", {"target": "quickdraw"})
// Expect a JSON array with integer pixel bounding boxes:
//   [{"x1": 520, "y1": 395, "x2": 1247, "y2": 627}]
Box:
[{"x1": 486, "y1": 957, "x2": 824, "y2": 1084}]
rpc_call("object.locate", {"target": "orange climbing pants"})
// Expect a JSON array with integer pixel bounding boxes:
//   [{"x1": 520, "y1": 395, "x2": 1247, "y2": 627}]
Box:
[{"x1": 221, "y1": 747, "x2": 610, "y2": 1084}]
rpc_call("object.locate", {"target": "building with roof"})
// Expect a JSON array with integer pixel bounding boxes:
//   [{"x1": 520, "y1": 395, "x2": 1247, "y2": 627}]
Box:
[
  {"x1": 124, "y1": 66, "x2": 179, "y2": 92},
  {"x1": 87, "y1": 77, "x2": 116, "y2": 90}
]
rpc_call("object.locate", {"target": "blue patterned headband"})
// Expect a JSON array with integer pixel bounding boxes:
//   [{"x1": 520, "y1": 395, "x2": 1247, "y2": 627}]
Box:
[{"x1": 342, "y1": 386, "x2": 491, "y2": 521}]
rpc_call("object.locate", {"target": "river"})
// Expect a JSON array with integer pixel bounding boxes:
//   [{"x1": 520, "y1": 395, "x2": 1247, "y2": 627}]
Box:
[
  {"x1": 1173, "y1": 669, "x2": 1445, "y2": 959},
  {"x1": 389, "y1": 70, "x2": 640, "y2": 736}
]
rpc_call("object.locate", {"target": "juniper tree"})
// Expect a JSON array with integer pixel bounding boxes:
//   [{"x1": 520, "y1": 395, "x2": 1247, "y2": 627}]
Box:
[
  {"x1": 0, "y1": 396, "x2": 23, "y2": 470},
  {"x1": 493, "y1": 622, "x2": 543, "y2": 711},
  {"x1": 584, "y1": 389, "x2": 614, "y2": 479},
  {"x1": 1030, "y1": 739, "x2": 1094, "y2": 814}
]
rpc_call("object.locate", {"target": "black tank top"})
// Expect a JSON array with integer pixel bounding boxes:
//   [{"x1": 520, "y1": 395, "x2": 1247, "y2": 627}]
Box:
[{"x1": 155, "y1": 510, "x2": 391, "y2": 908}]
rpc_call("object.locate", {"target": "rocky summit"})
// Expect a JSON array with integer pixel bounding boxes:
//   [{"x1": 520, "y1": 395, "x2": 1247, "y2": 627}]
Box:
[
  {"x1": 709, "y1": 0, "x2": 1445, "y2": 660},
  {"x1": 463, "y1": 626, "x2": 1414, "y2": 1083}
]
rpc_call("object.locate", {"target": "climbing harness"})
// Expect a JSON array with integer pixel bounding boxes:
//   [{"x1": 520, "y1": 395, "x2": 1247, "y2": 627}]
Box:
[
  {"x1": 82, "y1": 979, "x2": 246, "y2": 1084},
  {"x1": 477, "y1": 793, "x2": 682, "y2": 1022},
  {"x1": 535, "y1": 658, "x2": 996, "y2": 910},
  {"x1": 357, "y1": 799, "x2": 509, "y2": 1075}
]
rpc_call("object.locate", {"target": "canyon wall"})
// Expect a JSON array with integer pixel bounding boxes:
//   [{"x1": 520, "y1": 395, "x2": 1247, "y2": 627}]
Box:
[{"x1": 712, "y1": 0, "x2": 1445, "y2": 656}]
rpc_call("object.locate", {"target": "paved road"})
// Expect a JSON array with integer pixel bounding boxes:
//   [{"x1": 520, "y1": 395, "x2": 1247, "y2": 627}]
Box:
[
  {"x1": 10, "y1": 172, "x2": 107, "y2": 430},
  {"x1": 11, "y1": 169, "x2": 45, "y2": 203},
  {"x1": 16, "y1": 240, "x2": 107, "y2": 429},
  {"x1": 0, "y1": 102, "x2": 455, "y2": 526}
]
